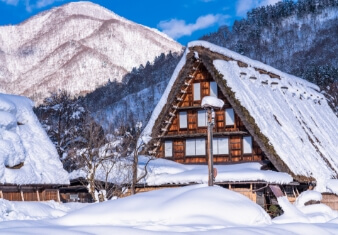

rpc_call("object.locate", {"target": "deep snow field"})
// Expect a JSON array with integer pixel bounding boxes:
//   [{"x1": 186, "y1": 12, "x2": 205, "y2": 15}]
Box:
[{"x1": 0, "y1": 184, "x2": 338, "y2": 234}]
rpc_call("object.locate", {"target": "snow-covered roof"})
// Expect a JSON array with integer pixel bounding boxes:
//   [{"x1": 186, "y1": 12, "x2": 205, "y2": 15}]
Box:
[
  {"x1": 0, "y1": 93, "x2": 69, "y2": 185},
  {"x1": 141, "y1": 41, "x2": 338, "y2": 188},
  {"x1": 69, "y1": 155, "x2": 293, "y2": 185}
]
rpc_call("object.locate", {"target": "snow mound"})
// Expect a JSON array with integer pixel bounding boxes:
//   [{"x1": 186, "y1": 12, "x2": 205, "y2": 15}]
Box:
[
  {"x1": 0, "y1": 93, "x2": 69, "y2": 185},
  {"x1": 55, "y1": 184, "x2": 271, "y2": 231},
  {"x1": 294, "y1": 190, "x2": 322, "y2": 207},
  {"x1": 201, "y1": 96, "x2": 224, "y2": 109},
  {"x1": 143, "y1": 157, "x2": 292, "y2": 185},
  {"x1": 0, "y1": 199, "x2": 71, "y2": 221},
  {"x1": 274, "y1": 194, "x2": 337, "y2": 224}
]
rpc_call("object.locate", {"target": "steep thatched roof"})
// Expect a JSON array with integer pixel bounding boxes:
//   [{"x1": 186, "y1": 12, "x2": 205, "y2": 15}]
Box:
[
  {"x1": 0, "y1": 93, "x2": 69, "y2": 185},
  {"x1": 141, "y1": 41, "x2": 338, "y2": 185}
]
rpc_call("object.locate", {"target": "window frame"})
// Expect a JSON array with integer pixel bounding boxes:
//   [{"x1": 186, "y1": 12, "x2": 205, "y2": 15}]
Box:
[
  {"x1": 243, "y1": 136, "x2": 253, "y2": 154},
  {"x1": 179, "y1": 111, "x2": 188, "y2": 129},
  {"x1": 225, "y1": 108, "x2": 235, "y2": 126},
  {"x1": 210, "y1": 81, "x2": 218, "y2": 97},
  {"x1": 185, "y1": 138, "x2": 206, "y2": 156},
  {"x1": 197, "y1": 110, "x2": 207, "y2": 127},
  {"x1": 213, "y1": 137, "x2": 229, "y2": 155},
  {"x1": 164, "y1": 140, "x2": 173, "y2": 158},
  {"x1": 193, "y1": 83, "x2": 201, "y2": 101}
]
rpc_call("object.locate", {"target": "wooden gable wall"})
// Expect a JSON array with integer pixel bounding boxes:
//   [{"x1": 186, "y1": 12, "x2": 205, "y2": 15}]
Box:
[{"x1": 155, "y1": 62, "x2": 266, "y2": 164}]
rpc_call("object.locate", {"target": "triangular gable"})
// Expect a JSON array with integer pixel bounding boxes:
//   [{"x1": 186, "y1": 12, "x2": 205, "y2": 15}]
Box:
[{"x1": 142, "y1": 41, "x2": 338, "y2": 185}]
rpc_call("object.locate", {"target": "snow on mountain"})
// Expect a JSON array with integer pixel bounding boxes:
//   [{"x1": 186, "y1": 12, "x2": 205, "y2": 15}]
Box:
[{"x1": 0, "y1": 1, "x2": 183, "y2": 104}]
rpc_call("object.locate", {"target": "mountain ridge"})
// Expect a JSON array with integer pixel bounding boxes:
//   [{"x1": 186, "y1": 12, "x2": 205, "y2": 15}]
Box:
[{"x1": 0, "y1": 1, "x2": 183, "y2": 103}]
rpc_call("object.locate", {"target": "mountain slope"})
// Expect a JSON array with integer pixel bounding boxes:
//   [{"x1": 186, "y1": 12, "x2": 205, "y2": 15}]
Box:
[{"x1": 0, "y1": 1, "x2": 183, "y2": 103}]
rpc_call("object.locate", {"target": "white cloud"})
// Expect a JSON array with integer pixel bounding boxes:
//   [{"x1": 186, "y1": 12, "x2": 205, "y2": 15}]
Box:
[
  {"x1": 236, "y1": 0, "x2": 281, "y2": 17},
  {"x1": 158, "y1": 14, "x2": 229, "y2": 39},
  {"x1": 1, "y1": 0, "x2": 19, "y2": 5},
  {"x1": 36, "y1": 0, "x2": 57, "y2": 8},
  {"x1": 1, "y1": 0, "x2": 61, "y2": 12}
]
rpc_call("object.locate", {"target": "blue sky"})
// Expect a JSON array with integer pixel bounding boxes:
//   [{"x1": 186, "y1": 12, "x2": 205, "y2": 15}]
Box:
[{"x1": 0, "y1": 0, "x2": 281, "y2": 45}]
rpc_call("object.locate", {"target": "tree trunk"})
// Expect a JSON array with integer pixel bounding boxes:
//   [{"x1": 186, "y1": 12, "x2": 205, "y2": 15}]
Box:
[
  {"x1": 130, "y1": 151, "x2": 138, "y2": 195},
  {"x1": 87, "y1": 164, "x2": 97, "y2": 202}
]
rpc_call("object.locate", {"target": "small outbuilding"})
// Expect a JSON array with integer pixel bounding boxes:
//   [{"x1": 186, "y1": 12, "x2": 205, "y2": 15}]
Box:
[{"x1": 0, "y1": 93, "x2": 69, "y2": 201}]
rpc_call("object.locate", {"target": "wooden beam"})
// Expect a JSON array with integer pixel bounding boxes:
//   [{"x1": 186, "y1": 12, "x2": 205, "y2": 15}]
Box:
[
  {"x1": 57, "y1": 190, "x2": 61, "y2": 203},
  {"x1": 177, "y1": 106, "x2": 203, "y2": 110},
  {"x1": 0, "y1": 191, "x2": 3, "y2": 199},
  {"x1": 36, "y1": 190, "x2": 40, "y2": 201},
  {"x1": 159, "y1": 131, "x2": 248, "y2": 139},
  {"x1": 20, "y1": 190, "x2": 24, "y2": 201}
]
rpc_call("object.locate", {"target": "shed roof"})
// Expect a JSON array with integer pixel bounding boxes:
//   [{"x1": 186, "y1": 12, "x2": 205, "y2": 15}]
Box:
[{"x1": 141, "y1": 41, "x2": 338, "y2": 189}]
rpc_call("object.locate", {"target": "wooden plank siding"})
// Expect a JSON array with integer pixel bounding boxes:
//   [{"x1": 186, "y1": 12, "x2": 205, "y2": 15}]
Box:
[
  {"x1": 3, "y1": 192, "x2": 22, "y2": 201},
  {"x1": 23, "y1": 191, "x2": 39, "y2": 201},
  {"x1": 156, "y1": 63, "x2": 267, "y2": 164},
  {"x1": 1, "y1": 189, "x2": 60, "y2": 202}
]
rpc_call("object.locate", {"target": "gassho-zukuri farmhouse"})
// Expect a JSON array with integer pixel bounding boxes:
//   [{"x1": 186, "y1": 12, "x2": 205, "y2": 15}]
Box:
[{"x1": 138, "y1": 41, "x2": 338, "y2": 208}]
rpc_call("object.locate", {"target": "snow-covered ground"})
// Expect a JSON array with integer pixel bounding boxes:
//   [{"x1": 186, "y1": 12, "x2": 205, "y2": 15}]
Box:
[{"x1": 0, "y1": 184, "x2": 337, "y2": 234}]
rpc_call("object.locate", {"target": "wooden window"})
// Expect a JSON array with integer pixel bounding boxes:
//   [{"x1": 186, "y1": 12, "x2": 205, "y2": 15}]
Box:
[
  {"x1": 164, "y1": 140, "x2": 173, "y2": 157},
  {"x1": 186, "y1": 139, "x2": 195, "y2": 156},
  {"x1": 213, "y1": 137, "x2": 229, "y2": 155},
  {"x1": 210, "y1": 81, "x2": 218, "y2": 97},
  {"x1": 243, "y1": 136, "x2": 252, "y2": 154},
  {"x1": 196, "y1": 139, "x2": 206, "y2": 155},
  {"x1": 186, "y1": 138, "x2": 206, "y2": 156},
  {"x1": 179, "y1": 111, "x2": 187, "y2": 129},
  {"x1": 193, "y1": 83, "x2": 201, "y2": 101},
  {"x1": 197, "y1": 110, "x2": 207, "y2": 127},
  {"x1": 225, "y1": 108, "x2": 235, "y2": 126}
]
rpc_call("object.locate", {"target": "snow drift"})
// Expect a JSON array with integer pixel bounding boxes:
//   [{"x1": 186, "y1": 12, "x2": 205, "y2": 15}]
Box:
[{"x1": 55, "y1": 184, "x2": 271, "y2": 229}]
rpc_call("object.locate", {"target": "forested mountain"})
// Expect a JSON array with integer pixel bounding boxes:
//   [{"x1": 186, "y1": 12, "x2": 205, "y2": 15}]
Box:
[
  {"x1": 201, "y1": 0, "x2": 337, "y2": 114},
  {"x1": 82, "y1": 51, "x2": 182, "y2": 130},
  {"x1": 0, "y1": 1, "x2": 182, "y2": 104}
]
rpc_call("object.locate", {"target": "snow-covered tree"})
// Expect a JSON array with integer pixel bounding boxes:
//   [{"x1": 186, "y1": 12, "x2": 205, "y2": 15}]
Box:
[{"x1": 34, "y1": 90, "x2": 88, "y2": 170}]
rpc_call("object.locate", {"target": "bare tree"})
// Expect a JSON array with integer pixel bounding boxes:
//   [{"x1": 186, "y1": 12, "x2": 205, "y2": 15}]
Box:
[
  {"x1": 124, "y1": 122, "x2": 153, "y2": 195},
  {"x1": 68, "y1": 119, "x2": 153, "y2": 201},
  {"x1": 68, "y1": 117, "x2": 119, "y2": 202}
]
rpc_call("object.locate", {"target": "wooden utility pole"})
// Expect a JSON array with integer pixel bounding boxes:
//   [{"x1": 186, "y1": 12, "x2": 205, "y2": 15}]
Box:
[
  {"x1": 202, "y1": 96, "x2": 224, "y2": 187},
  {"x1": 207, "y1": 108, "x2": 215, "y2": 186}
]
